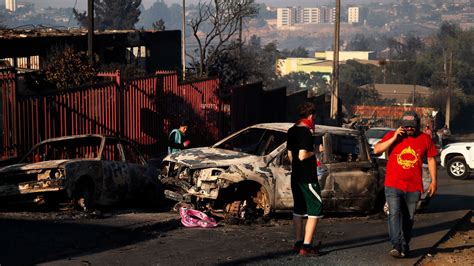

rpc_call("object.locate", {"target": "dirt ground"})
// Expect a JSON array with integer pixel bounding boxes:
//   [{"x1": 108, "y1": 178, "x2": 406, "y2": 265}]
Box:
[{"x1": 419, "y1": 213, "x2": 473, "y2": 266}]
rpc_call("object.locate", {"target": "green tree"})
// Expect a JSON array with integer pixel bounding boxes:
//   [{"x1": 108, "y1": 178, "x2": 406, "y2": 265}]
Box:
[
  {"x1": 281, "y1": 46, "x2": 309, "y2": 58},
  {"x1": 338, "y1": 60, "x2": 386, "y2": 107},
  {"x1": 280, "y1": 71, "x2": 329, "y2": 96},
  {"x1": 340, "y1": 60, "x2": 375, "y2": 87},
  {"x1": 382, "y1": 60, "x2": 432, "y2": 86},
  {"x1": 74, "y1": 0, "x2": 141, "y2": 30},
  {"x1": 339, "y1": 82, "x2": 383, "y2": 107},
  {"x1": 421, "y1": 23, "x2": 474, "y2": 126},
  {"x1": 43, "y1": 46, "x2": 97, "y2": 90},
  {"x1": 387, "y1": 35, "x2": 424, "y2": 60}
]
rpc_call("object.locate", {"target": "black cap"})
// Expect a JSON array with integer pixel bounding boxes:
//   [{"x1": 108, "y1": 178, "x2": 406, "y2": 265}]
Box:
[{"x1": 400, "y1": 111, "x2": 419, "y2": 127}]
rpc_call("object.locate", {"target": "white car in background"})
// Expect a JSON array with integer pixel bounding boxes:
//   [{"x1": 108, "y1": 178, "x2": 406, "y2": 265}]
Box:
[
  {"x1": 365, "y1": 127, "x2": 394, "y2": 159},
  {"x1": 440, "y1": 142, "x2": 474, "y2": 179}
]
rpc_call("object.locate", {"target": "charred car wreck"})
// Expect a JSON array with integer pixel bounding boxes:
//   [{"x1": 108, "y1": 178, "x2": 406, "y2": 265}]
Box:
[
  {"x1": 0, "y1": 135, "x2": 160, "y2": 210},
  {"x1": 161, "y1": 123, "x2": 394, "y2": 219}
]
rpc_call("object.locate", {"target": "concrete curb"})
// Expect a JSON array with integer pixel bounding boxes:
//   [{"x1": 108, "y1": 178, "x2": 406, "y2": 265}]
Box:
[{"x1": 414, "y1": 209, "x2": 472, "y2": 265}]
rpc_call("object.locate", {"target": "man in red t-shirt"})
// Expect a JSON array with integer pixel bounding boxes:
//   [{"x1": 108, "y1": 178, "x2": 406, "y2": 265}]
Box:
[{"x1": 374, "y1": 111, "x2": 438, "y2": 258}]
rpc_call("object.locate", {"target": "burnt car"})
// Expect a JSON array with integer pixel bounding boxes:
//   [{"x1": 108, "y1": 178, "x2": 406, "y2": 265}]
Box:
[
  {"x1": 0, "y1": 135, "x2": 160, "y2": 210},
  {"x1": 160, "y1": 123, "x2": 387, "y2": 219}
]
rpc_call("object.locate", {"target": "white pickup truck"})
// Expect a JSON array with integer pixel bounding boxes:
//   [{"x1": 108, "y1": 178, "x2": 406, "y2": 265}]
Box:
[{"x1": 440, "y1": 142, "x2": 474, "y2": 179}]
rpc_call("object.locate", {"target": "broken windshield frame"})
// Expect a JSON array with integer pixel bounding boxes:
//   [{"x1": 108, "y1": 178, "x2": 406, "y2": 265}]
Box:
[
  {"x1": 214, "y1": 128, "x2": 287, "y2": 156},
  {"x1": 21, "y1": 137, "x2": 103, "y2": 163}
]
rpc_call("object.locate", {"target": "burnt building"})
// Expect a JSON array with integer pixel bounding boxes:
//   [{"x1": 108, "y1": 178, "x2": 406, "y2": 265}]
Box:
[{"x1": 0, "y1": 29, "x2": 181, "y2": 73}]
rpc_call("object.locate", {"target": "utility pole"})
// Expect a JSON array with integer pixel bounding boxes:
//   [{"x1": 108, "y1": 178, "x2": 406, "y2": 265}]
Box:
[
  {"x1": 239, "y1": 16, "x2": 243, "y2": 58},
  {"x1": 412, "y1": 84, "x2": 416, "y2": 106},
  {"x1": 445, "y1": 51, "x2": 453, "y2": 128},
  {"x1": 330, "y1": 0, "x2": 341, "y2": 120},
  {"x1": 87, "y1": 0, "x2": 94, "y2": 64},
  {"x1": 182, "y1": 0, "x2": 186, "y2": 80}
]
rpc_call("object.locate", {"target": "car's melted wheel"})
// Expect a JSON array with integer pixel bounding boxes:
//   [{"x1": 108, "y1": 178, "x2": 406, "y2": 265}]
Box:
[
  {"x1": 223, "y1": 185, "x2": 270, "y2": 223},
  {"x1": 74, "y1": 179, "x2": 94, "y2": 211},
  {"x1": 383, "y1": 201, "x2": 389, "y2": 216},
  {"x1": 225, "y1": 200, "x2": 244, "y2": 219}
]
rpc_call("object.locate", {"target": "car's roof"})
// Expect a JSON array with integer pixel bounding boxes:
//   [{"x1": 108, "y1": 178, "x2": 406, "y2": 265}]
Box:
[
  {"x1": 366, "y1": 127, "x2": 394, "y2": 131},
  {"x1": 35, "y1": 134, "x2": 111, "y2": 145},
  {"x1": 250, "y1": 123, "x2": 361, "y2": 134}
]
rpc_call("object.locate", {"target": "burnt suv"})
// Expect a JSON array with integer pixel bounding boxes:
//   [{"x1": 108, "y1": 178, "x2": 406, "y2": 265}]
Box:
[{"x1": 160, "y1": 123, "x2": 386, "y2": 219}]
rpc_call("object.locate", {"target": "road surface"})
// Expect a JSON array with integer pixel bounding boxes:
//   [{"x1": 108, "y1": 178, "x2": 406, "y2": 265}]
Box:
[{"x1": 0, "y1": 169, "x2": 472, "y2": 265}]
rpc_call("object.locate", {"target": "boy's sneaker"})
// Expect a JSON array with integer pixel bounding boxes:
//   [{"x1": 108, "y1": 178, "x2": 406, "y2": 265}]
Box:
[
  {"x1": 389, "y1": 248, "x2": 405, "y2": 258},
  {"x1": 299, "y1": 245, "x2": 319, "y2": 257},
  {"x1": 293, "y1": 241, "x2": 303, "y2": 253}
]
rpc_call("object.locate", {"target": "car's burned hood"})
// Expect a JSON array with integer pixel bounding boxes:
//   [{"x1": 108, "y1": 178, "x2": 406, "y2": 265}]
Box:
[
  {"x1": 164, "y1": 147, "x2": 260, "y2": 169},
  {"x1": 0, "y1": 160, "x2": 70, "y2": 174}
]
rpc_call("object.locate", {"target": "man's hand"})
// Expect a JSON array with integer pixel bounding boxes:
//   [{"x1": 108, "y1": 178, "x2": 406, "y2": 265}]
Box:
[
  {"x1": 427, "y1": 157, "x2": 437, "y2": 197},
  {"x1": 427, "y1": 182, "x2": 437, "y2": 197},
  {"x1": 374, "y1": 128, "x2": 401, "y2": 154},
  {"x1": 395, "y1": 126, "x2": 406, "y2": 137}
]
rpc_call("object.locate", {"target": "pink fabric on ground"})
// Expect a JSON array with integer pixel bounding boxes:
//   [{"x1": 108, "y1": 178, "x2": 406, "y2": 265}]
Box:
[{"x1": 179, "y1": 207, "x2": 218, "y2": 228}]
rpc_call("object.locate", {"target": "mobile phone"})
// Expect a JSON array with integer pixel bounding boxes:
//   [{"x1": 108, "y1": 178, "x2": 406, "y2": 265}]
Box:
[
  {"x1": 399, "y1": 128, "x2": 407, "y2": 137},
  {"x1": 401, "y1": 129, "x2": 408, "y2": 137}
]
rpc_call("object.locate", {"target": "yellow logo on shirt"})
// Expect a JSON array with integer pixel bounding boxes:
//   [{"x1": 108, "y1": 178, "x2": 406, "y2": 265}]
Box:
[{"x1": 397, "y1": 146, "x2": 419, "y2": 169}]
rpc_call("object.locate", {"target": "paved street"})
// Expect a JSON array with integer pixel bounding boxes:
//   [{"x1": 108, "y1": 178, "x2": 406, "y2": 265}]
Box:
[{"x1": 0, "y1": 169, "x2": 472, "y2": 265}]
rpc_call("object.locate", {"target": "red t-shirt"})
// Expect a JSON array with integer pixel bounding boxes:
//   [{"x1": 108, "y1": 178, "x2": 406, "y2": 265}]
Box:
[{"x1": 380, "y1": 131, "x2": 437, "y2": 192}]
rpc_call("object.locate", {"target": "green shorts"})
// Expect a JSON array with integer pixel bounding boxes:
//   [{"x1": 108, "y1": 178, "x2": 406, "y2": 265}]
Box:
[{"x1": 292, "y1": 180, "x2": 323, "y2": 218}]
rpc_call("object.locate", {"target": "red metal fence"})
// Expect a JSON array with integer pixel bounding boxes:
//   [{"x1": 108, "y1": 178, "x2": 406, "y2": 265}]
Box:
[
  {"x1": 0, "y1": 69, "x2": 221, "y2": 160},
  {"x1": 353, "y1": 105, "x2": 435, "y2": 128},
  {"x1": 0, "y1": 70, "x2": 18, "y2": 158}
]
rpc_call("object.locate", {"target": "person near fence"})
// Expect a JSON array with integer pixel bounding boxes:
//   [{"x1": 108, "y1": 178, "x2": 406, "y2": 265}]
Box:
[
  {"x1": 423, "y1": 125, "x2": 432, "y2": 138},
  {"x1": 168, "y1": 120, "x2": 190, "y2": 154},
  {"x1": 374, "y1": 111, "x2": 437, "y2": 258},
  {"x1": 436, "y1": 124, "x2": 451, "y2": 148},
  {"x1": 287, "y1": 102, "x2": 323, "y2": 257}
]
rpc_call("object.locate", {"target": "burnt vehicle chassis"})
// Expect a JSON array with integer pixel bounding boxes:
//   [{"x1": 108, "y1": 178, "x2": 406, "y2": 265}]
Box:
[
  {"x1": 0, "y1": 135, "x2": 160, "y2": 210},
  {"x1": 161, "y1": 162, "x2": 272, "y2": 220}
]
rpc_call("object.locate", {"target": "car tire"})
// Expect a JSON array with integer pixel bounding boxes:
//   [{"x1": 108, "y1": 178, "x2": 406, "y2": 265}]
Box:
[
  {"x1": 372, "y1": 191, "x2": 386, "y2": 214},
  {"x1": 383, "y1": 201, "x2": 389, "y2": 216},
  {"x1": 223, "y1": 188, "x2": 270, "y2": 223},
  {"x1": 446, "y1": 156, "x2": 470, "y2": 179},
  {"x1": 143, "y1": 182, "x2": 165, "y2": 207},
  {"x1": 74, "y1": 179, "x2": 95, "y2": 211}
]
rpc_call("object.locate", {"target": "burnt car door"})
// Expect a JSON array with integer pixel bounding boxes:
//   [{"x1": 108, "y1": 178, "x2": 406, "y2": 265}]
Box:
[
  {"x1": 119, "y1": 140, "x2": 157, "y2": 200},
  {"x1": 100, "y1": 138, "x2": 130, "y2": 204},
  {"x1": 271, "y1": 146, "x2": 293, "y2": 210},
  {"x1": 321, "y1": 133, "x2": 380, "y2": 212}
]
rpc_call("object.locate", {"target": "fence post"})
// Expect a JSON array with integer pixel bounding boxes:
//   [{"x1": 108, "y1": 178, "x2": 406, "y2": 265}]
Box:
[{"x1": 115, "y1": 70, "x2": 121, "y2": 86}]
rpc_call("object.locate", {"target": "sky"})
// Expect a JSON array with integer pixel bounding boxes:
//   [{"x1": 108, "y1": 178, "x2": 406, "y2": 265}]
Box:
[{"x1": 33, "y1": 0, "x2": 396, "y2": 11}]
